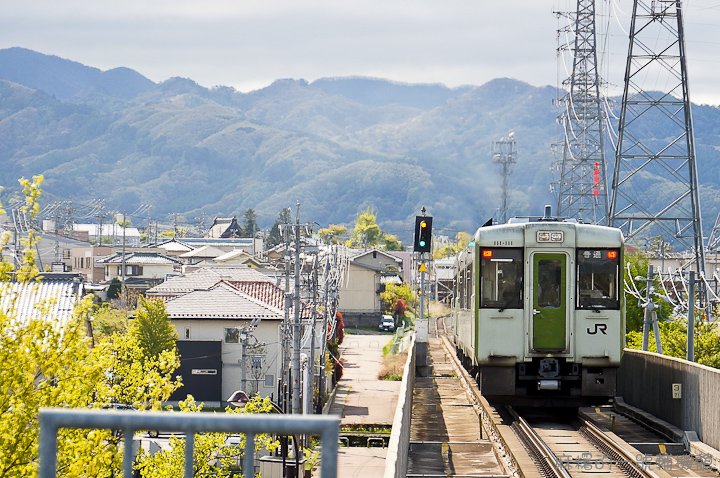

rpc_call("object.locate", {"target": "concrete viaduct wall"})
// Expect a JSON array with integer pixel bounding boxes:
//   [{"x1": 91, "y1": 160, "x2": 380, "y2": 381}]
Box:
[
  {"x1": 384, "y1": 335, "x2": 416, "y2": 478},
  {"x1": 618, "y1": 349, "x2": 720, "y2": 450}
]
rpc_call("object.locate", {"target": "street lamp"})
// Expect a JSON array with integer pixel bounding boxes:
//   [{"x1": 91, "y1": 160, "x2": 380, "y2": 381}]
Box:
[{"x1": 227, "y1": 390, "x2": 301, "y2": 478}]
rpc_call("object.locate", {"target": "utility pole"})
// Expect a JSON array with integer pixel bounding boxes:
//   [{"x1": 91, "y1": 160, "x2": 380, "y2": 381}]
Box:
[
  {"x1": 641, "y1": 265, "x2": 663, "y2": 353},
  {"x1": 121, "y1": 213, "x2": 126, "y2": 285},
  {"x1": 292, "y1": 208, "x2": 302, "y2": 415},
  {"x1": 554, "y1": 0, "x2": 609, "y2": 224},
  {"x1": 687, "y1": 271, "x2": 696, "y2": 362},
  {"x1": 492, "y1": 133, "x2": 517, "y2": 224}
]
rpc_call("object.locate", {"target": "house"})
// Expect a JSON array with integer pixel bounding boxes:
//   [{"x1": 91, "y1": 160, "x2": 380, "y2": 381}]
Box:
[
  {"x1": 165, "y1": 280, "x2": 296, "y2": 405},
  {"x1": 178, "y1": 245, "x2": 227, "y2": 265},
  {"x1": 146, "y1": 266, "x2": 276, "y2": 300},
  {"x1": 0, "y1": 272, "x2": 84, "y2": 326},
  {"x1": 70, "y1": 246, "x2": 113, "y2": 283},
  {"x1": 154, "y1": 239, "x2": 194, "y2": 257},
  {"x1": 73, "y1": 223, "x2": 142, "y2": 247},
  {"x1": 206, "y1": 217, "x2": 243, "y2": 239},
  {"x1": 97, "y1": 251, "x2": 182, "y2": 291},
  {"x1": 338, "y1": 249, "x2": 403, "y2": 327}
]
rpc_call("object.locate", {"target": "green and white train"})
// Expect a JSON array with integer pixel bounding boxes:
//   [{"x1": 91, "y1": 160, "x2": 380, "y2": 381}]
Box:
[{"x1": 453, "y1": 208, "x2": 625, "y2": 403}]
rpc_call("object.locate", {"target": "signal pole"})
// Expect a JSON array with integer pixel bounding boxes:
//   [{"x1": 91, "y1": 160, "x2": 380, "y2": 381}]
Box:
[{"x1": 414, "y1": 208, "x2": 432, "y2": 372}]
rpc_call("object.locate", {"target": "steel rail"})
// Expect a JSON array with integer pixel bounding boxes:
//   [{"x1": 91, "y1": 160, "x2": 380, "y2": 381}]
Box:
[
  {"x1": 507, "y1": 406, "x2": 573, "y2": 478},
  {"x1": 580, "y1": 419, "x2": 661, "y2": 478}
]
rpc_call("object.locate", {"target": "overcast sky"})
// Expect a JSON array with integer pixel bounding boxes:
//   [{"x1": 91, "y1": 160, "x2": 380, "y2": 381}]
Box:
[{"x1": 3, "y1": 0, "x2": 720, "y2": 104}]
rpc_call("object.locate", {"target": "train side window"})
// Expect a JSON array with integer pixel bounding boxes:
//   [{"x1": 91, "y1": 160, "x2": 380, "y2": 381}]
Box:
[
  {"x1": 480, "y1": 248, "x2": 523, "y2": 309},
  {"x1": 576, "y1": 249, "x2": 620, "y2": 310}
]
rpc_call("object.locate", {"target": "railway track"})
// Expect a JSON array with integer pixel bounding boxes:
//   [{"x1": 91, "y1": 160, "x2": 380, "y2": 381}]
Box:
[
  {"x1": 421, "y1": 320, "x2": 720, "y2": 478},
  {"x1": 508, "y1": 406, "x2": 660, "y2": 478}
]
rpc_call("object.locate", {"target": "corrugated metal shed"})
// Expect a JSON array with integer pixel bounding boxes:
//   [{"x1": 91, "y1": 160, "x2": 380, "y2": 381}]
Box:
[{"x1": 0, "y1": 280, "x2": 82, "y2": 325}]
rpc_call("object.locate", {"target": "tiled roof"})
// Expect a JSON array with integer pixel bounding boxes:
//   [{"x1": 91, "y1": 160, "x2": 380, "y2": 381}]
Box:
[
  {"x1": 165, "y1": 282, "x2": 283, "y2": 320},
  {"x1": 179, "y1": 245, "x2": 226, "y2": 259},
  {"x1": 146, "y1": 266, "x2": 274, "y2": 295},
  {"x1": 97, "y1": 252, "x2": 182, "y2": 265},
  {"x1": 226, "y1": 281, "x2": 285, "y2": 310},
  {"x1": 214, "y1": 249, "x2": 250, "y2": 262},
  {"x1": 0, "y1": 280, "x2": 82, "y2": 325},
  {"x1": 156, "y1": 239, "x2": 194, "y2": 253}
]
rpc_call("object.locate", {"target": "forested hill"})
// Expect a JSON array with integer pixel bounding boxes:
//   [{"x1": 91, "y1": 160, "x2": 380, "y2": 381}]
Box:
[{"x1": 1, "y1": 47, "x2": 719, "y2": 241}]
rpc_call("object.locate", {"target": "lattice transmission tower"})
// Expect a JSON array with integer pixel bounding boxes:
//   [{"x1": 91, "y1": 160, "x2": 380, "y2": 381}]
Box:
[
  {"x1": 555, "y1": 0, "x2": 609, "y2": 224},
  {"x1": 492, "y1": 132, "x2": 517, "y2": 224},
  {"x1": 609, "y1": 0, "x2": 705, "y2": 274}
]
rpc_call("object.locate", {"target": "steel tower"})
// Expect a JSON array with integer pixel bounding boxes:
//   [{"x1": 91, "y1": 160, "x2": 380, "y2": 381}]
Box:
[
  {"x1": 493, "y1": 132, "x2": 517, "y2": 224},
  {"x1": 555, "y1": 0, "x2": 609, "y2": 224},
  {"x1": 609, "y1": 0, "x2": 705, "y2": 274}
]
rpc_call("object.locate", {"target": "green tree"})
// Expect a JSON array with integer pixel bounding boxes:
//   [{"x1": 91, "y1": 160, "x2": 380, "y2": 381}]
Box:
[
  {"x1": 0, "y1": 176, "x2": 183, "y2": 477},
  {"x1": 92, "y1": 303, "x2": 128, "y2": 339},
  {"x1": 382, "y1": 233, "x2": 403, "y2": 251},
  {"x1": 131, "y1": 297, "x2": 178, "y2": 359},
  {"x1": 136, "y1": 395, "x2": 279, "y2": 477},
  {"x1": 267, "y1": 207, "x2": 292, "y2": 248},
  {"x1": 242, "y1": 208, "x2": 259, "y2": 237},
  {"x1": 627, "y1": 320, "x2": 720, "y2": 368},
  {"x1": 346, "y1": 208, "x2": 382, "y2": 248},
  {"x1": 434, "y1": 231, "x2": 471, "y2": 259},
  {"x1": 380, "y1": 283, "x2": 414, "y2": 313},
  {"x1": 318, "y1": 224, "x2": 348, "y2": 244}
]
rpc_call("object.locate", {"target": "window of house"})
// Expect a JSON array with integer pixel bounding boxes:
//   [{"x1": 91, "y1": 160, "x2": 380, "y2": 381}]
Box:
[
  {"x1": 224, "y1": 328, "x2": 239, "y2": 343},
  {"x1": 184, "y1": 327, "x2": 191, "y2": 339},
  {"x1": 265, "y1": 375, "x2": 275, "y2": 387}
]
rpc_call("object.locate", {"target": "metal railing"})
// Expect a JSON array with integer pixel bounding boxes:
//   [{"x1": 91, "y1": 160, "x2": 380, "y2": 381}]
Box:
[{"x1": 39, "y1": 407, "x2": 339, "y2": 478}]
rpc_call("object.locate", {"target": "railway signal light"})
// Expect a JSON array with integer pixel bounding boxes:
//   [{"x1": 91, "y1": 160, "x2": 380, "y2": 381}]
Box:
[{"x1": 414, "y1": 215, "x2": 433, "y2": 253}]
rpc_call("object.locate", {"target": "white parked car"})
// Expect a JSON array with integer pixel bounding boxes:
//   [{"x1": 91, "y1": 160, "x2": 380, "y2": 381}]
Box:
[{"x1": 379, "y1": 315, "x2": 395, "y2": 332}]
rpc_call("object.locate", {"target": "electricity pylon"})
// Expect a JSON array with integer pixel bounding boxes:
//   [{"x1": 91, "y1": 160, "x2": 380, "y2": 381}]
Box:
[
  {"x1": 555, "y1": 0, "x2": 609, "y2": 224},
  {"x1": 609, "y1": 0, "x2": 705, "y2": 276}
]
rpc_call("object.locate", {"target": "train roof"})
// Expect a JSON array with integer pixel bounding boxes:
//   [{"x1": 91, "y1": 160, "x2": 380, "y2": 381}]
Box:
[{"x1": 473, "y1": 219, "x2": 624, "y2": 248}]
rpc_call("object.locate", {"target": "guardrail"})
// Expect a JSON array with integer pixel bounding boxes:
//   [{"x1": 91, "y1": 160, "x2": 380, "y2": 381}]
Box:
[{"x1": 39, "y1": 408, "x2": 339, "y2": 478}]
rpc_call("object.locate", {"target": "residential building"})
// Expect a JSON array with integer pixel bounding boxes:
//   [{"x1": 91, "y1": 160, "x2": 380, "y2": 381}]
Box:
[
  {"x1": 166, "y1": 280, "x2": 292, "y2": 405},
  {"x1": 70, "y1": 246, "x2": 113, "y2": 283},
  {"x1": 73, "y1": 223, "x2": 142, "y2": 247},
  {"x1": 0, "y1": 272, "x2": 84, "y2": 326},
  {"x1": 97, "y1": 251, "x2": 182, "y2": 291},
  {"x1": 206, "y1": 217, "x2": 243, "y2": 239},
  {"x1": 338, "y1": 249, "x2": 403, "y2": 327},
  {"x1": 146, "y1": 266, "x2": 276, "y2": 300}
]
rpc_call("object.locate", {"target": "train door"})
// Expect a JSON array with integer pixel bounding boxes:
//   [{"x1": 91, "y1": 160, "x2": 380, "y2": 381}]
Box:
[{"x1": 531, "y1": 252, "x2": 568, "y2": 351}]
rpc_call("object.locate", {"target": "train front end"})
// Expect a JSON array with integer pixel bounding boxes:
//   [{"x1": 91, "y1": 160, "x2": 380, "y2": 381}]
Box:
[{"x1": 469, "y1": 219, "x2": 624, "y2": 404}]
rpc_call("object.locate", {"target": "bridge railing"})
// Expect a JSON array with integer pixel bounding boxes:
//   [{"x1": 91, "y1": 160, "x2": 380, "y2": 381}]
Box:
[{"x1": 39, "y1": 407, "x2": 339, "y2": 478}]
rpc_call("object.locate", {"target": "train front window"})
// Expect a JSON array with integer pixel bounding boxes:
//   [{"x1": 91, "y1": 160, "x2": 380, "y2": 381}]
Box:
[
  {"x1": 576, "y1": 249, "x2": 620, "y2": 310},
  {"x1": 480, "y1": 248, "x2": 523, "y2": 309}
]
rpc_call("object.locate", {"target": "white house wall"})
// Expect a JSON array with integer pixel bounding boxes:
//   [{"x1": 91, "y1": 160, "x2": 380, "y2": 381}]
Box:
[
  {"x1": 338, "y1": 264, "x2": 380, "y2": 314},
  {"x1": 173, "y1": 319, "x2": 283, "y2": 401}
]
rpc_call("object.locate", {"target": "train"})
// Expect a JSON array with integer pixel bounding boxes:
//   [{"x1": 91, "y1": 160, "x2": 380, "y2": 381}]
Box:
[{"x1": 452, "y1": 206, "x2": 625, "y2": 404}]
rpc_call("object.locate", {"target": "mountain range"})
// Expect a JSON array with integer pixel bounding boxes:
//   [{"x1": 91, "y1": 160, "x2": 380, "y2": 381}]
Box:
[{"x1": 1, "y1": 47, "x2": 719, "y2": 243}]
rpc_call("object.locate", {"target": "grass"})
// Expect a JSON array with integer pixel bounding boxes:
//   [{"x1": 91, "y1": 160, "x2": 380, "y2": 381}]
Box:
[{"x1": 379, "y1": 350, "x2": 407, "y2": 381}]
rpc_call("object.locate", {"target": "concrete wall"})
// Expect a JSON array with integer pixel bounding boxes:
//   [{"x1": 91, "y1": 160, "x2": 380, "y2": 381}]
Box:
[
  {"x1": 618, "y1": 350, "x2": 720, "y2": 450},
  {"x1": 384, "y1": 335, "x2": 416, "y2": 478}
]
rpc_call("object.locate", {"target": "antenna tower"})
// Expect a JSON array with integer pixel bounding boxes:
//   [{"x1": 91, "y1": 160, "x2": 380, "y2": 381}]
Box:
[
  {"x1": 609, "y1": 0, "x2": 705, "y2": 275},
  {"x1": 492, "y1": 133, "x2": 517, "y2": 224},
  {"x1": 555, "y1": 0, "x2": 609, "y2": 224}
]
